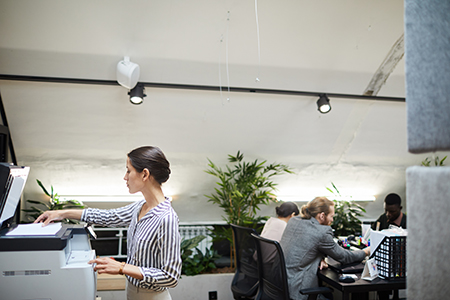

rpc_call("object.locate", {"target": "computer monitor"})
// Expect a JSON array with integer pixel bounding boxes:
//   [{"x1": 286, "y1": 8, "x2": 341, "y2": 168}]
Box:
[{"x1": 0, "y1": 163, "x2": 30, "y2": 229}]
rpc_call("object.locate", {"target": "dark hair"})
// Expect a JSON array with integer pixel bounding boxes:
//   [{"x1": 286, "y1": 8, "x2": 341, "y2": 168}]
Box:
[
  {"x1": 384, "y1": 193, "x2": 401, "y2": 206},
  {"x1": 300, "y1": 197, "x2": 334, "y2": 219},
  {"x1": 275, "y1": 202, "x2": 300, "y2": 218},
  {"x1": 127, "y1": 146, "x2": 171, "y2": 184}
]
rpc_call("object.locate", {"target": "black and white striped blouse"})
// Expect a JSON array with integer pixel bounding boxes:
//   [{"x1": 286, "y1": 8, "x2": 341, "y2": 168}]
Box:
[{"x1": 81, "y1": 197, "x2": 182, "y2": 291}]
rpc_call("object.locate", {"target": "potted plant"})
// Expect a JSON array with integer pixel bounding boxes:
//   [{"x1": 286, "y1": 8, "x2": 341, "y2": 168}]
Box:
[
  {"x1": 180, "y1": 235, "x2": 221, "y2": 276},
  {"x1": 421, "y1": 155, "x2": 447, "y2": 166},
  {"x1": 170, "y1": 235, "x2": 232, "y2": 300},
  {"x1": 327, "y1": 182, "x2": 366, "y2": 237},
  {"x1": 205, "y1": 151, "x2": 293, "y2": 267},
  {"x1": 22, "y1": 179, "x2": 85, "y2": 224}
]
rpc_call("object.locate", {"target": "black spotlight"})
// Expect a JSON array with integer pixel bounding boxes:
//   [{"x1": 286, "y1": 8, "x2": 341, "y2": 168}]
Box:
[
  {"x1": 128, "y1": 83, "x2": 146, "y2": 105},
  {"x1": 317, "y1": 94, "x2": 331, "y2": 114}
]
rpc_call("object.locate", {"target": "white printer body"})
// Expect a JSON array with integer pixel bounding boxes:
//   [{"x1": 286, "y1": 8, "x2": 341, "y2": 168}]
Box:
[
  {"x1": 0, "y1": 225, "x2": 97, "y2": 300},
  {"x1": 0, "y1": 163, "x2": 97, "y2": 300}
]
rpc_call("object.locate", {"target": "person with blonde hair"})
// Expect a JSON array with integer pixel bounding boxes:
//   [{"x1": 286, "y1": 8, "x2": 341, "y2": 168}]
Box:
[{"x1": 281, "y1": 197, "x2": 370, "y2": 300}]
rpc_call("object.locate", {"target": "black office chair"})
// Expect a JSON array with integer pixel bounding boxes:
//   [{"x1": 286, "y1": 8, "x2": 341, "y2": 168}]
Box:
[
  {"x1": 251, "y1": 233, "x2": 333, "y2": 300},
  {"x1": 230, "y1": 224, "x2": 260, "y2": 300}
]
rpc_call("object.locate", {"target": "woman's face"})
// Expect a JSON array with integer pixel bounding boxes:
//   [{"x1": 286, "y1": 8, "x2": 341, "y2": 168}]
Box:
[{"x1": 124, "y1": 157, "x2": 144, "y2": 194}]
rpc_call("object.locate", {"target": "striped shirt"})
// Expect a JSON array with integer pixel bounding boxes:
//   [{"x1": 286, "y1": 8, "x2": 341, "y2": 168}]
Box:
[{"x1": 81, "y1": 197, "x2": 181, "y2": 291}]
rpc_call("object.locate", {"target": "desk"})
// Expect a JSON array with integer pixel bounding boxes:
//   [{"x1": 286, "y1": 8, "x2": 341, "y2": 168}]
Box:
[
  {"x1": 318, "y1": 269, "x2": 405, "y2": 300},
  {"x1": 97, "y1": 273, "x2": 126, "y2": 291}
]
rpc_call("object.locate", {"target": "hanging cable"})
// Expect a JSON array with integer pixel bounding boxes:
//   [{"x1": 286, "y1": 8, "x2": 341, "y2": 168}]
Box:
[
  {"x1": 255, "y1": 0, "x2": 261, "y2": 82},
  {"x1": 226, "y1": 11, "x2": 231, "y2": 101},
  {"x1": 219, "y1": 34, "x2": 224, "y2": 105}
]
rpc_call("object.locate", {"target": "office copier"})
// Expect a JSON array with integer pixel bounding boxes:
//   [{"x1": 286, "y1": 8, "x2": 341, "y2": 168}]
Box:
[{"x1": 0, "y1": 163, "x2": 97, "y2": 300}]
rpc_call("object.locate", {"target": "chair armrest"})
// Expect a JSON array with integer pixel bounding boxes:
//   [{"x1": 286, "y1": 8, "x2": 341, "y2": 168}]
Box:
[{"x1": 299, "y1": 287, "x2": 333, "y2": 295}]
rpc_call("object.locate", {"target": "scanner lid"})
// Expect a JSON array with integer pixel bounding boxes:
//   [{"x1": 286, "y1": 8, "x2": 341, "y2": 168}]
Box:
[{"x1": 0, "y1": 164, "x2": 30, "y2": 229}]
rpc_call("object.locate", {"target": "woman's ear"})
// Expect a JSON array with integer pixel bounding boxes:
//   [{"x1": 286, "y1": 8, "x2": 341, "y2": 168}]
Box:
[{"x1": 142, "y1": 168, "x2": 150, "y2": 181}]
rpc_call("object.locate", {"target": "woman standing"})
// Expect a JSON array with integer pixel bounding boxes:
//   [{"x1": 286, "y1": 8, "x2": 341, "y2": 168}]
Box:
[
  {"x1": 280, "y1": 197, "x2": 370, "y2": 300},
  {"x1": 35, "y1": 146, "x2": 181, "y2": 300}
]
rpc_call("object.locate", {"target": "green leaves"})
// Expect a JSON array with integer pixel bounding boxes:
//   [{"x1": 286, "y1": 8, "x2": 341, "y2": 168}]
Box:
[
  {"x1": 205, "y1": 151, "x2": 293, "y2": 228},
  {"x1": 181, "y1": 235, "x2": 207, "y2": 260},
  {"x1": 328, "y1": 182, "x2": 366, "y2": 237},
  {"x1": 421, "y1": 155, "x2": 447, "y2": 167},
  {"x1": 205, "y1": 152, "x2": 293, "y2": 269},
  {"x1": 22, "y1": 179, "x2": 85, "y2": 224},
  {"x1": 205, "y1": 151, "x2": 293, "y2": 260},
  {"x1": 180, "y1": 235, "x2": 221, "y2": 276}
]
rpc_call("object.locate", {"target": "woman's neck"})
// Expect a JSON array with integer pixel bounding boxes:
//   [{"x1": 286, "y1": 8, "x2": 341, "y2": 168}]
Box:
[
  {"x1": 141, "y1": 182, "x2": 166, "y2": 210},
  {"x1": 278, "y1": 216, "x2": 291, "y2": 223}
]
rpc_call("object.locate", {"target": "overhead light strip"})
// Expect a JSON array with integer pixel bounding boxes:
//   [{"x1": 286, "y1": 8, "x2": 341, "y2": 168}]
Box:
[
  {"x1": 60, "y1": 195, "x2": 173, "y2": 203},
  {"x1": 278, "y1": 195, "x2": 376, "y2": 202}
]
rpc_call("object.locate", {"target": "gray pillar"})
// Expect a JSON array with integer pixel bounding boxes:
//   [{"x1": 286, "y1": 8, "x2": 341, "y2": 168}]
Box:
[
  {"x1": 406, "y1": 167, "x2": 450, "y2": 299},
  {"x1": 405, "y1": 1, "x2": 450, "y2": 299},
  {"x1": 405, "y1": 0, "x2": 450, "y2": 153}
]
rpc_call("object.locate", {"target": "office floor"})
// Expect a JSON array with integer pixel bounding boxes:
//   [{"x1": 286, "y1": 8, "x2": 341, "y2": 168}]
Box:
[
  {"x1": 96, "y1": 289, "x2": 406, "y2": 300},
  {"x1": 96, "y1": 290, "x2": 126, "y2": 300},
  {"x1": 96, "y1": 273, "x2": 234, "y2": 300},
  {"x1": 95, "y1": 272, "x2": 406, "y2": 300}
]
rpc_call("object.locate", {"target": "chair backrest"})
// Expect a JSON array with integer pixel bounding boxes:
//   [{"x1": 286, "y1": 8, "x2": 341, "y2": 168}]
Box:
[
  {"x1": 230, "y1": 224, "x2": 259, "y2": 299},
  {"x1": 251, "y1": 233, "x2": 290, "y2": 300}
]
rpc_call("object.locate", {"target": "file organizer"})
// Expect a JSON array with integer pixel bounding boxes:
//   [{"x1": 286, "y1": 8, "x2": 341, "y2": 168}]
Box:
[{"x1": 370, "y1": 235, "x2": 406, "y2": 280}]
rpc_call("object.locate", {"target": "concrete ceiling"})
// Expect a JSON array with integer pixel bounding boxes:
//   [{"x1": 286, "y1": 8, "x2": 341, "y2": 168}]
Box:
[{"x1": 1, "y1": 0, "x2": 447, "y2": 223}]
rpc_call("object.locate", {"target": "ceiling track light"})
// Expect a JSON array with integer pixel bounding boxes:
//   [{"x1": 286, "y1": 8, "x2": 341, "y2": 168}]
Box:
[
  {"x1": 116, "y1": 56, "x2": 140, "y2": 89},
  {"x1": 128, "y1": 83, "x2": 146, "y2": 105},
  {"x1": 317, "y1": 94, "x2": 331, "y2": 114},
  {"x1": 0, "y1": 74, "x2": 406, "y2": 103}
]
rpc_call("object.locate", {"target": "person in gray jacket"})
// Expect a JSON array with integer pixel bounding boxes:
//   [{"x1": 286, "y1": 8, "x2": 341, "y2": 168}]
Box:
[{"x1": 281, "y1": 197, "x2": 370, "y2": 300}]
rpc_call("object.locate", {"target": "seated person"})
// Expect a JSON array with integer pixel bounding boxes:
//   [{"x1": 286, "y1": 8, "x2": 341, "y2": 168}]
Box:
[
  {"x1": 260, "y1": 201, "x2": 300, "y2": 242},
  {"x1": 371, "y1": 193, "x2": 406, "y2": 231},
  {"x1": 281, "y1": 197, "x2": 370, "y2": 300}
]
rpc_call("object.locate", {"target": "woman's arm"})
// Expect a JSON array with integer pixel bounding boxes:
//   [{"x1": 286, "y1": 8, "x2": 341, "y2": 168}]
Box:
[
  {"x1": 35, "y1": 201, "x2": 142, "y2": 228},
  {"x1": 34, "y1": 209, "x2": 83, "y2": 226},
  {"x1": 82, "y1": 202, "x2": 141, "y2": 227},
  {"x1": 88, "y1": 257, "x2": 144, "y2": 280}
]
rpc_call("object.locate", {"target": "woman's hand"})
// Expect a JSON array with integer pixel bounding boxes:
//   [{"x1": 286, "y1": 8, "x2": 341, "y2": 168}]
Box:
[
  {"x1": 363, "y1": 247, "x2": 371, "y2": 256},
  {"x1": 34, "y1": 210, "x2": 82, "y2": 226},
  {"x1": 89, "y1": 257, "x2": 125, "y2": 275},
  {"x1": 34, "y1": 210, "x2": 66, "y2": 226}
]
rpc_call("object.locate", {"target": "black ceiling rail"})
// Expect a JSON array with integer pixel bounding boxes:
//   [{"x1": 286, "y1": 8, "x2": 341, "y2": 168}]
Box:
[
  {"x1": 0, "y1": 74, "x2": 405, "y2": 102},
  {"x1": 0, "y1": 74, "x2": 119, "y2": 86}
]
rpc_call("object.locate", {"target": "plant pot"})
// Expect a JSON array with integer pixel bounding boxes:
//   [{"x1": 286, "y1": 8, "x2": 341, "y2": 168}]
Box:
[{"x1": 170, "y1": 273, "x2": 234, "y2": 300}]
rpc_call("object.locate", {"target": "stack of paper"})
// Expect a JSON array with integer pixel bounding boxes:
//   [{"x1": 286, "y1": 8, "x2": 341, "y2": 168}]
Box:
[{"x1": 5, "y1": 223, "x2": 62, "y2": 236}]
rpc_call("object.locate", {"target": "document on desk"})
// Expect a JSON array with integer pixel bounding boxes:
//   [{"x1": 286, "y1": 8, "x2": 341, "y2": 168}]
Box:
[
  {"x1": 5, "y1": 223, "x2": 62, "y2": 236},
  {"x1": 361, "y1": 258, "x2": 379, "y2": 281}
]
